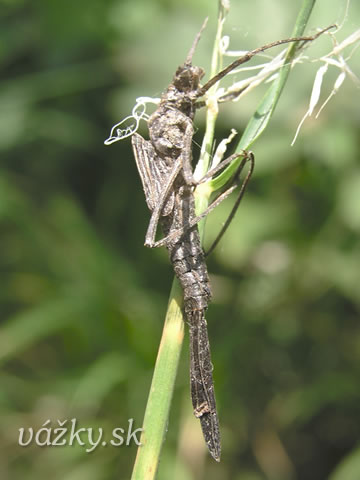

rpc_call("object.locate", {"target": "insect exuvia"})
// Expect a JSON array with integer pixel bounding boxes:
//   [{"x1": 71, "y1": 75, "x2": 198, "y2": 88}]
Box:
[{"x1": 105, "y1": 19, "x2": 332, "y2": 461}]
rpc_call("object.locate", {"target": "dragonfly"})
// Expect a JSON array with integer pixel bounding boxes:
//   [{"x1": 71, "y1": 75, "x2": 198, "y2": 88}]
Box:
[{"x1": 106, "y1": 20, "x2": 333, "y2": 461}]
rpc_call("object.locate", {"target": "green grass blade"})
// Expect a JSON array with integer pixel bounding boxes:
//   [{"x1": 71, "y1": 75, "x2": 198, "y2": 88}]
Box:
[
  {"x1": 237, "y1": 0, "x2": 317, "y2": 150},
  {"x1": 208, "y1": 0, "x2": 318, "y2": 191},
  {"x1": 131, "y1": 280, "x2": 184, "y2": 480}
]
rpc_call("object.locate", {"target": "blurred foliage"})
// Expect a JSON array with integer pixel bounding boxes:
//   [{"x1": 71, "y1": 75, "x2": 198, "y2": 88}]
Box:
[{"x1": 0, "y1": 1, "x2": 359, "y2": 479}]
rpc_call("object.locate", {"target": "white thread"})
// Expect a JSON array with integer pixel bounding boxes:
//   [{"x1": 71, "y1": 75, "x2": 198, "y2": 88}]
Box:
[{"x1": 104, "y1": 97, "x2": 160, "y2": 146}]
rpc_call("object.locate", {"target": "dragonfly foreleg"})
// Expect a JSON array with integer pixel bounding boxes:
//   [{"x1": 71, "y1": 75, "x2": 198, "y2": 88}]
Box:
[{"x1": 144, "y1": 161, "x2": 182, "y2": 247}]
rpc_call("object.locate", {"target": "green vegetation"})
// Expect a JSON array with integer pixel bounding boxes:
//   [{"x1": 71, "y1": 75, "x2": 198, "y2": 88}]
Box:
[{"x1": 1, "y1": 1, "x2": 359, "y2": 479}]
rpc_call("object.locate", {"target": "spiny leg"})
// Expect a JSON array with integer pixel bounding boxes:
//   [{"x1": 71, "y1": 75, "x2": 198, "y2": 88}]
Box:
[
  {"x1": 144, "y1": 118, "x2": 199, "y2": 247},
  {"x1": 148, "y1": 151, "x2": 254, "y2": 248},
  {"x1": 195, "y1": 26, "x2": 335, "y2": 98},
  {"x1": 181, "y1": 118, "x2": 197, "y2": 186},
  {"x1": 197, "y1": 149, "x2": 249, "y2": 185},
  {"x1": 131, "y1": 133, "x2": 182, "y2": 248},
  {"x1": 145, "y1": 118, "x2": 217, "y2": 248},
  {"x1": 144, "y1": 161, "x2": 182, "y2": 247},
  {"x1": 205, "y1": 152, "x2": 254, "y2": 257}
]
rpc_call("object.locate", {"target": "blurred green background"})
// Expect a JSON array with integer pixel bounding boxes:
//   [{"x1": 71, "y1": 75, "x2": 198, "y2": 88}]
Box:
[{"x1": 1, "y1": 1, "x2": 359, "y2": 479}]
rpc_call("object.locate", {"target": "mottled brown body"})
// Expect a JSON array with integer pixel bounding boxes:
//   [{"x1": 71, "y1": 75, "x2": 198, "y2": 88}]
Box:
[{"x1": 131, "y1": 37, "x2": 222, "y2": 460}]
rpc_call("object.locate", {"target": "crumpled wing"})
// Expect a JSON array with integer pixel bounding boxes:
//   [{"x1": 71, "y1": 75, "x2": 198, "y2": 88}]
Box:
[{"x1": 131, "y1": 133, "x2": 175, "y2": 216}]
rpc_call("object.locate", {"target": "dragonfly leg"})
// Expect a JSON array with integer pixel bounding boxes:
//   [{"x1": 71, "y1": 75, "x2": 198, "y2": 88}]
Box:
[
  {"x1": 145, "y1": 119, "x2": 201, "y2": 248},
  {"x1": 149, "y1": 151, "x2": 254, "y2": 249},
  {"x1": 144, "y1": 161, "x2": 182, "y2": 247},
  {"x1": 204, "y1": 152, "x2": 254, "y2": 256},
  {"x1": 181, "y1": 119, "x2": 197, "y2": 186},
  {"x1": 197, "y1": 149, "x2": 251, "y2": 185},
  {"x1": 146, "y1": 119, "x2": 197, "y2": 248}
]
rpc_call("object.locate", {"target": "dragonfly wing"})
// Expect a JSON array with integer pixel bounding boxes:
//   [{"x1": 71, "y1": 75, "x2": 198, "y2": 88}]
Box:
[{"x1": 131, "y1": 133, "x2": 175, "y2": 216}]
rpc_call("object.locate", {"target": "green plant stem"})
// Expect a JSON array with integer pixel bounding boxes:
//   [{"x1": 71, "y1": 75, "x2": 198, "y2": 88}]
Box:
[
  {"x1": 194, "y1": 4, "x2": 228, "y2": 236},
  {"x1": 131, "y1": 280, "x2": 184, "y2": 480}
]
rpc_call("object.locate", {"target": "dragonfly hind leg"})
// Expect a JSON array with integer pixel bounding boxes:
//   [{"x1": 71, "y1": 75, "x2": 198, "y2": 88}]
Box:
[{"x1": 149, "y1": 150, "x2": 255, "y2": 251}]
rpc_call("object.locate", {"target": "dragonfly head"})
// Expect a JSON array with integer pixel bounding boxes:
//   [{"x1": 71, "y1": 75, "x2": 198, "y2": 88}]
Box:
[
  {"x1": 172, "y1": 17, "x2": 207, "y2": 93},
  {"x1": 173, "y1": 64, "x2": 205, "y2": 93}
]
